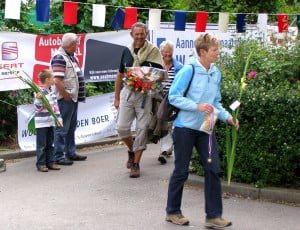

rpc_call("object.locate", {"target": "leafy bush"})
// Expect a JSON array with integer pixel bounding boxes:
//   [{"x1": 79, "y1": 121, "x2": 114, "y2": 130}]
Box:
[
  {"x1": 86, "y1": 82, "x2": 115, "y2": 96},
  {"x1": 0, "y1": 90, "x2": 33, "y2": 144}
]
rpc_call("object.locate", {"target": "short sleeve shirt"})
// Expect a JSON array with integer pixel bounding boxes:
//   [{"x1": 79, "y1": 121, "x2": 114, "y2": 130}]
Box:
[
  {"x1": 51, "y1": 53, "x2": 86, "y2": 102},
  {"x1": 119, "y1": 47, "x2": 134, "y2": 73}
]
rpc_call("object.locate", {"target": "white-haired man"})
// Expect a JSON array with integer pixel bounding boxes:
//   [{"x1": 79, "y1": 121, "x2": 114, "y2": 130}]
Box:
[{"x1": 51, "y1": 33, "x2": 86, "y2": 165}]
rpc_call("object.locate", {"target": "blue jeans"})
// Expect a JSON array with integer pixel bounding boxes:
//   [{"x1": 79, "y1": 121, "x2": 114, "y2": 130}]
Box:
[
  {"x1": 36, "y1": 127, "x2": 55, "y2": 167},
  {"x1": 166, "y1": 127, "x2": 223, "y2": 219},
  {"x1": 54, "y1": 99, "x2": 78, "y2": 161}
]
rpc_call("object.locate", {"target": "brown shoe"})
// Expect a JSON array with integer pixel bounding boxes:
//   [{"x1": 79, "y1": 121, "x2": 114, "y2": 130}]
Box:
[
  {"x1": 166, "y1": 213, "x2": 189, "y2": 225},
  {"x1": 37, "y1": 165, "x2": 48, "y2": 172},
  {"x1": 205, "y1": 217, "x2": 232, "y2": 229},
  {"x1": 129, "y1": 163, "x2": 140, "y2": 178},
  {"x1": 126, "y1": 151, "x2": 134, "y2": 169},
  {"x1": 47, "y1": 164, "x2": 61, "y2": 170}
]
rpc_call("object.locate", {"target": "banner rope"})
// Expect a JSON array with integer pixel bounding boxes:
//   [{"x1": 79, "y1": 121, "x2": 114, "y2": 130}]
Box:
[{"x1": 60, "y1": 0, "x2": 300, "y2": 16}]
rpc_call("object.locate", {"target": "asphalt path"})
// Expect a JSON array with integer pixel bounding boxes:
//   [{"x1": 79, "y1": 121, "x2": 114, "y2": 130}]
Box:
[{"x1": 0, "y1": 143, "x2": 299, "y2": 230}]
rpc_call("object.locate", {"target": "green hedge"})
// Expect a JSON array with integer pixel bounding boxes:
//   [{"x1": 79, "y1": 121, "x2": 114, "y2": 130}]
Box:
[
  {"x1": 191, "y1": 40, "x2": 300, "y2": 188},
  {"x1": 0, "y1": 90, "x2": 32, "y2": 143}
]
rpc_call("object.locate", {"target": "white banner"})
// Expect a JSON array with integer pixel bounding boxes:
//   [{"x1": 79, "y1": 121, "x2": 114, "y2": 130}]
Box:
[
  {"x1": 1, "y1": 24, "x2": 297, "y2": 91},
  {"x1": 17, "y1": 93, "x2": 119, "y2": 151},
  {"x1": 149, "y1": 23, "x2": 298, "y2": 65},
  {"x1": 149, "y1": 23, "x2": 261, "y2": 65},
  {"x1": 0, "y1": 31, "x2": 131, "y2": 91},
  {"x1": 0, "y1": 32, "x2": 36, "y2": 91}
]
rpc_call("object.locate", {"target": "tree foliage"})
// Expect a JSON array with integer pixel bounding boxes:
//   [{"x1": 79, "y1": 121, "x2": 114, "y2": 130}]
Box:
[{"x1": 0, "y1": 0, "x2": 42, "y2": 33}]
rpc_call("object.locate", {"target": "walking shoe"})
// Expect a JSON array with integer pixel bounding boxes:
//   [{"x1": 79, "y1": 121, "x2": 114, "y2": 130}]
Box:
[
  {"x1": 205, "y1": 217, "x2": 232, "y2": 229},
  {"x1": 158, "y1": 152, "x2": 167, "y2": 165},
  {"x1": 68, "y1": 154, "x2": 87, "y2": 161},
  {"x1": 37, "y1": 165, "x2": 48, "y2": 172},
  {"x1": 129, "y1": 163, "x2": 140, "y2": 178},
  {"x1": 47, "y1": 164, "x2": 61, "y2": 170},
  {"x1": 166, "y1": 213, "x2": 189, "y2": 225},
  {"x1": 56, "y1": 158, "x2": 73, "y2": 166},
  {"x1": 126, "y1": 151, "x2": 134, "y2": 169}
]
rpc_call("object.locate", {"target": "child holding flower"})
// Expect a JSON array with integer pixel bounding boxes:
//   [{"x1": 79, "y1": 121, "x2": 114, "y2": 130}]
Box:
[{"x1": 34, "y1": 69, "x2": 62, "y2": 172}]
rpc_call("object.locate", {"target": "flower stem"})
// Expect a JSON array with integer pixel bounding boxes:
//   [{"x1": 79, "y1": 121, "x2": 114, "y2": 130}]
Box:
[{"x1": 226, "y1": 50, "x2": 253, "y2": 185}]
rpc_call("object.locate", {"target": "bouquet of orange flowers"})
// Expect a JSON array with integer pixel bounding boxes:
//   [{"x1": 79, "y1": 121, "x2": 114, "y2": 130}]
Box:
[{"x1": 125, "y1": 66, "x2": 167, "y2": 94}]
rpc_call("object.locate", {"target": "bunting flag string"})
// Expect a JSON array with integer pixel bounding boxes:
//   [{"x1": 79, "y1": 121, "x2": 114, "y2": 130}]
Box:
[
  {"x1": 111, "y1": 8, "x2": 125, "y2": 31},
  {"x1": 4, "y1": 0, "x2": 21, "y2": 20},
  {"x1": 195, "y1": 11, "x2": 208, "y2": 32},
  {"x1": 36, "y1": 0, "x2": 50, "y2": 22},
  {"x1": 236, "y1": 13, "x2": 246, "y2": 33},
  {"x1": 124, "y1": 7, "x2": 138, "y2": 29},
  {"x1": 63, "y1": 1, "x2": 78, "y2": 25},
  {"x1": 257, "y1": 13, "x2": 268, "y2": 33},
  {"x1": 92, "y1": 4, "x2": 106, "y2": 27},
  {"x1": 218, "y1": 12, "x2": 229, "y2": 33},
  {"x1": 278, "y1": 14, "x2": 289, "y2": 32},
  {"x1": 148, "y1": 9, "x2": 161, "y2": 30},
  {"x1": 174, "y1": 11, "x2": 187, "y2": 31},
  {"x1": 2, "y1": 0, "x2": 300, "y2": 34}
]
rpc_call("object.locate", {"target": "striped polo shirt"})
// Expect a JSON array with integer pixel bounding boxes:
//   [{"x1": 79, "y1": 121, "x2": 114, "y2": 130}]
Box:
[
  {"x1": 51, "y1": 54, "x2": 85, "y2": 102},
  {"x1": 34, "y1": 88, "x2": 62, "y2": 128},
  {"x1": 162, "y1": 65, "x2": 175, "y2": 94}
]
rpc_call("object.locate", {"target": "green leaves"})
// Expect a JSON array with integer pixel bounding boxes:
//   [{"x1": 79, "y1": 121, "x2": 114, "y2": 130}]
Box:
[
  {"x1": 27, "y1": 112, "x2": 36, "y2": 134},
  {"x1": 218, "y1": 39, "x2": 300, "y2": 188}
]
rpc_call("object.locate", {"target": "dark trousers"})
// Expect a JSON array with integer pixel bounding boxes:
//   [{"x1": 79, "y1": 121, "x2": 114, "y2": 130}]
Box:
[
  {"x1": 166, "y1": 127, "x2": 223, "y2": 219},
  {"x1": 54, "y1": 99, "x2": 78, "y2": 161},
  {"x1": 36, "y1": 127, "x2": 55, "y2": 167}
]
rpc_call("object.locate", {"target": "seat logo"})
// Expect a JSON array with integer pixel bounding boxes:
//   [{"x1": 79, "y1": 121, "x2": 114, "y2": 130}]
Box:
[{"x1": 2, "y1": 42, "x2": 18, "y2": 60}]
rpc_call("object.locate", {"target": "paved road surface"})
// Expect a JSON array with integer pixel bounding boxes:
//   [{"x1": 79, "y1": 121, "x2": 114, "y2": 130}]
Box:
[{"x1": 0, "y1": 143, "x2": 299, "y2": 230}]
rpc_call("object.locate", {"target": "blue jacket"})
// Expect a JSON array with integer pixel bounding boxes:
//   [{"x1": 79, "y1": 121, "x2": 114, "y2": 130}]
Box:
[{"x1": 168, "y1": 56, "x2": 230, "y2": 130}]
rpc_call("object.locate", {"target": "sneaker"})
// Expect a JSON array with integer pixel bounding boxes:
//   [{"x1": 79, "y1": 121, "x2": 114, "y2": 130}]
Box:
[
  {"x1": 205, "y1": 217, "x2": 232, "y2": 229},
  {"x1": 129, "y1": 163, "x2": 140, "y2": 178},
  {"x1": 158, "y1": 152, "x2": 167, "y2": 165},
  {"x1": 68, "y1": 154, "x2": 87, "y2": 161},
  {"x1": 37, "y1": 165, "x2": 48, "y2": 172},
  {"x1": 47, "y1": 164, "x2": 61, "y2": 170},
  {"x1": 126, "y1": 151, "x2": 134, "y2": 169},
  {"x1": 165, "y1": 213, "x2": 189, "y2": 225},
  {"x1": 56, "y1": 158, "x2": 73, "y2": 166}
]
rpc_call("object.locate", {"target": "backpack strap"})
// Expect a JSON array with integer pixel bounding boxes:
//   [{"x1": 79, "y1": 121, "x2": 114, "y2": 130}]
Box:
[{"x1": 183, "y1": 64, "x2": 195, "y2": 97}]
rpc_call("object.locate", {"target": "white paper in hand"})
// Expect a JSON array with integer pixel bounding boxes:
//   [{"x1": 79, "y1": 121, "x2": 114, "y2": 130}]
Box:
[{"x1": 229, "y1": 100, "x2": 241, "y2": 111}]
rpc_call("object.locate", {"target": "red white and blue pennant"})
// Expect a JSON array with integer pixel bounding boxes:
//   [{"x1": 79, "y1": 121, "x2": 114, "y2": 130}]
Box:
[{"x1": 3, "y1": 0, "x2": 299, "y2": 33}]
